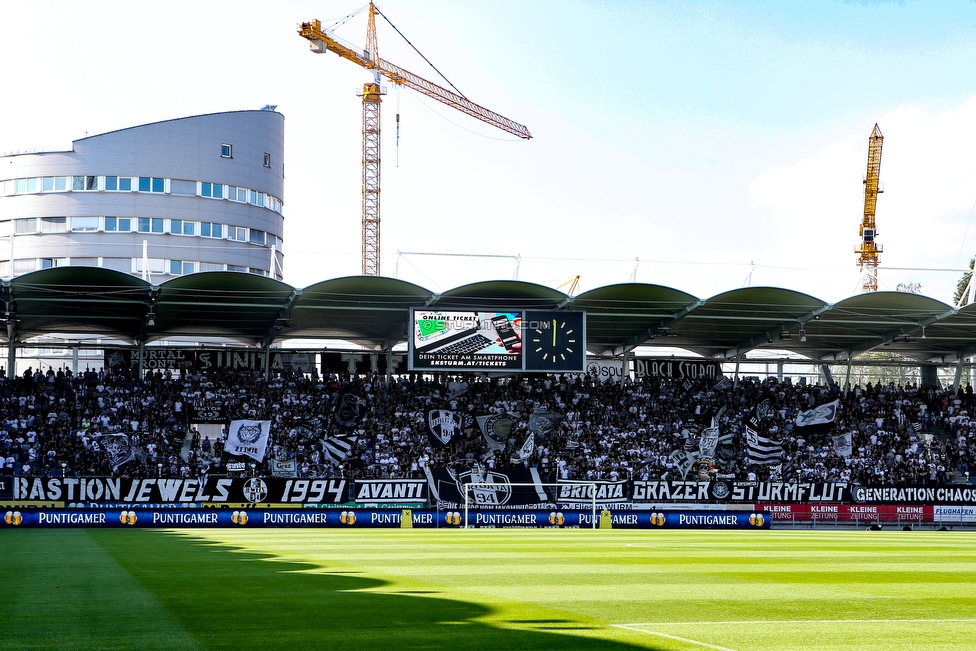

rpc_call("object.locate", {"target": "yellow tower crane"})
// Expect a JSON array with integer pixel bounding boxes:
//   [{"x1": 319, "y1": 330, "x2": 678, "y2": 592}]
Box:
[
  {"x1": 856, "y1": 124, "x2": 884, "y2": 292},
  {"x1": 298, "y1": 4, "x2": 531, "y2": 276}
]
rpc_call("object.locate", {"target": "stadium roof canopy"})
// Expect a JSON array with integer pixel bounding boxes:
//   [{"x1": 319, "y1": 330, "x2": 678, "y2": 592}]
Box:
[{"x1": 3, "y1": 268, "x2": 975, "y2": 364}]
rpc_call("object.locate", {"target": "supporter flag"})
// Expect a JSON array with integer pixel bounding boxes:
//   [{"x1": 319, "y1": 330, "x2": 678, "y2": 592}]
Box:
[
  {"x1": 744, "y1": 425, "x2": 783, "y2": 465},
  {"x1": 425, "y1": 409, "x2": 464, "y2": 447},
  {"x1": 321, "y1": 433, "x2": 358, "y2": 466},
  {"x1": 833, "y1": 431, "x2": 853, "y2": 457},
  {"x1": 511, "y1": 433, "x2": 535, "y2": 464},
  {"x1": 477, "y1": 413, "x2": 517, "y2": 451},
  {"x1": 698, "y1": 425, "x2": 721, "y2": 459},
  {"x1": 794, "y1": 399, "x2": 840, "y2": 434},
  {"x1": 669, "y1": 449, "x2": 697, "y2": 479},
  {"x1": 226, "y1": 420, "x2": 272, "y2": 462},
  {"x1": 270, "y1": 458, "x2": 298, "y2": 477},
  {"x1": 447, "y1": 382, "x2": 469, "y2": 400},
  {"x1": 359, "y1": 438, "x2": 376, "y2": 467},
  {"x1": 713, "y1": 376, "x2": 732, "y2": 391},
  {"x1": 95, "y1": 434, "x2": 135, "y2": 472},
  {"x1": 528, "y1": 409, "x2": 563, "y2": 443},
  {"x1": 334, "y1": 388, "x2": 368, "y2": 428}
]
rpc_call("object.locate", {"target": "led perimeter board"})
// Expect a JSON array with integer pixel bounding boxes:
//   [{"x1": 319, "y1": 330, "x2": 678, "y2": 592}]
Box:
[{"x1": 408, "y1": 309, "x2": 585, "y2": 372}]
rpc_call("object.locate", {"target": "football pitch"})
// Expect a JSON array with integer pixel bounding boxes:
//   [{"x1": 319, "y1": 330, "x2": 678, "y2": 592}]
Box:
[{"x1": 2, "y1": 528, "x2": 975, "y2": 651}]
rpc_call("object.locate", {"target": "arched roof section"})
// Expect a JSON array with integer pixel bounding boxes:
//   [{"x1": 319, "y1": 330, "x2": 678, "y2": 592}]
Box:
[
  {"x1": 794, "y1": 291, "x2": 956, "y2": 362},
  {"x1": 666, "y1": 287, "x2": 830, "y2": 359},
  {"x1": 287, "y1": 276, "x2": 433, "y2": 348},
  {"x1": 571, "y1": 283, "x2": 702, "y2": 356},
  {"x1": 8, "y1": 267, "x2": 151, "y2": 342},
  {"x1": 431, "y1": 280, "x2": 568, "y2": 310},
  {"x1": 150, "y1": 272, "x2": 295, "y2": 345}
]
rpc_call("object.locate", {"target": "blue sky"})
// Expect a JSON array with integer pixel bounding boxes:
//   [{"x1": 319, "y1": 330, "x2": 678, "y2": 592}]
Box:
[{"x1": 3, "y1": 0, "x2": 976, "y2": 303}]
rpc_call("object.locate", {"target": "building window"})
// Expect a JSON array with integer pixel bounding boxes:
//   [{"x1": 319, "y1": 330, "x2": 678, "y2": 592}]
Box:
[
  {"x1": 15, "y1": 178, "x2": 37, "y2": 194},
  {"x1": 14, "y1": 218, "x2": 36, "y2": 234},
  {"x1": 170, "y1": 260, "x2": 195, "y2": 275},
  {"x1": 70, "y1": 216, "x2": 99, "y2": 232},
  {"x1": 105, "y1": 176, "x2": 117, "y2": 191},
  {"x1": 199, "y1": 262, "x2": 224, "y2": 272},
  {"x1": 264, "y1": 153, "x2": 271, "y2": 168},
  {"x1": 249, "y1": 268, "x2": 267, "y2": 276},
  {"x1": 200, "y1": 222, "x2": 223, "y2": 238},
  {"x1": 170, "y1": 220, "x2": 195, "y2": 236},
  {"x1": 221, "y1": 144, "x2": 232, "y2": 158},
  {"x1": 152, "y1": 177, "x2": 164, "y2": 193},
  {"x1": 137, "y1": 218, "x2": 164, "y2": 233},
  {"x1": 12, "y1": 259, "x2": 36, "y2": 274},
  {"x1": 139, "y1": 177, "x2": 151, "y2": 192},
  {"x1": 227, "y1": 265, "x2": 246, "y2": 272},
  {"x1": 40, "y1": 217, "x2": 67, "y2": 233},
  {"x1": 40, "y1": 258, "x2": 53, "y2": 269},
  {"x1": 104, "y1": 217, "x2": 131, "y2": 232},
  {"x1": 249, "y1": 229, "x2": 265, "y2": 245},
  {"x1": 119, "y1": 177, "x2": 132, "y2": 191},
  {"x1": 200, "y1": 182, "x2": 224, "y2": 199},
  {"x1": 227, "y1": 226, "x2": 247, "y2": 242},
  {"x1": 86, "y1": 176, "x2": 99, "y2": 191}
]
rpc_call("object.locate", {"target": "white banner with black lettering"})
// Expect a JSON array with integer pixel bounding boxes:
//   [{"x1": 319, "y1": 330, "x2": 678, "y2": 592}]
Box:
[{"x1": 226, "y1": 420, "x2": 271, "y2": 462}]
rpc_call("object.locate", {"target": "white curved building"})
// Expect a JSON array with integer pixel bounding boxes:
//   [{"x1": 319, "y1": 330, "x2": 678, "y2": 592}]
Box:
[{"x1": 0, "y1": 109, "x2": 284, "y2": 280}]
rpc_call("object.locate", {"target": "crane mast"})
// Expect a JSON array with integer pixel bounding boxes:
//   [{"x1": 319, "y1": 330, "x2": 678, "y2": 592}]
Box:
[
  {"x1": 856, "y1": 124, "x2": 884, "y2": 292},
  {"x1": 299, "y1": 4, "x2": 531, "y2": 276}
]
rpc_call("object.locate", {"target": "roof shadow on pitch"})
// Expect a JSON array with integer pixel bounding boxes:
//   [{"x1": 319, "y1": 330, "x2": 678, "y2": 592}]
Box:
[{"x1": 90, "y1": 529, "x2": 664, "y2": 651}]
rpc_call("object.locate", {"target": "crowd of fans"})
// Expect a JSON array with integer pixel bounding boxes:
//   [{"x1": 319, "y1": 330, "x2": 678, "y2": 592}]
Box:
[{"x1": 1, "y1": 364, "x2": 974, "y2": 487}]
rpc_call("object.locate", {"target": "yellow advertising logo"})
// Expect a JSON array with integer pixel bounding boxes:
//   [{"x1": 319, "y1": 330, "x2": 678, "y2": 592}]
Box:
[
  {"x1": 445, "y1": 511, "x2": 462, "y2": 526},
  {"x1": 650, "y1": 512, "x2": 667, "y2": 527},
  {"x1": 5, "y1": 510, "x2": 22, "y2": 526},
  {"x1": 119, "y1": 511, "x2": 137, "y2": 525},
  {"x1": 231, "y1": 511, "x2": 248, "y2": 525},
  {"x1": 548, "y1": 511, "x2": 565, "y2": 526},
  {"x1": 750, "y1": 513, "x2": 765, "y2": 527},
  {"x1": 340, "y1": 511, "x2": 357, "y2": 525}
]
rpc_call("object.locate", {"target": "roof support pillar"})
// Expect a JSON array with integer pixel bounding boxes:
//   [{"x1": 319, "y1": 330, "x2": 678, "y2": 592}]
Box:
[
  {"x1": 71, "y1": 346, "x2": 79, "y2": 376},
  {"x1": 6, "y1": 336, "x2": 13, "y2": 380},
  {"x1": 844, "y1": 356, "x2": 853, "y2": 396},
  {"x1": 619, "y1": 350, "x2": 629, "y2": 389},
  {"x1": 820, "y1": 364, "x2": 833, "y2": 387},
  {"x1": 777, "y1": 360, "x2": 784, "y2": 382},
  {"x1": 264, "y1": 341, "x2": 271, "y2": 381},
  {"x1": 138, "y1": 341, "x2": 145, "y2": 377},
  {"x1": 733, "y1": 356, "x2": 741, "y2": 390},
  {"x1": 954, "y1": 358, "x2": 964, "y2": 392}
]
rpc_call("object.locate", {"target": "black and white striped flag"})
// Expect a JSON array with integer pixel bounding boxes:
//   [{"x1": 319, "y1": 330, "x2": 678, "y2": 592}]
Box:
[
  {"x1": 745, "y1": 426, "x2": 783, "y2": 465},
  {"x1": 321, "y1": 434, "x2": 357, "y2": 466}
]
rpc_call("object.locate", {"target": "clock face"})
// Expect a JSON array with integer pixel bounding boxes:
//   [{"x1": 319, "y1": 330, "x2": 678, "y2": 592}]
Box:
[{"x1": 524, "y1": 311, "x2": 585, "y2": 372}]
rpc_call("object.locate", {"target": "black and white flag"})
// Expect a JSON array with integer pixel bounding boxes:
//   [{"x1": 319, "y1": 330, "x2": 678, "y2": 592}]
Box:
[
  {"x1": 425, "y1": 409, "x2": 464, "y2": 447},
  {"x1": 833, "y1": 431, "x2": 853, "y2": 457},
  {"x1": 477, "y1": 413, "x2": 517, "y2": 451},
  {"x1": 226, "y1": 420, "x2": 271, "y2": 462},
  {"x1": 447, "y1": 382, "x2": 469, "y2": 400},
  {"x1": 794, "y1": 399, "x2": 840, "y2": 434},
  {"x1": 511, "y1": 433, "x2": 535, "y2": 464},
  {"x1": 321, "y1": 433, "x2": 358, "y2": 466},
  {"x1": 669, "y1": 449, "x2": 698, "y2": 479},
  {"x1": 527, "y1": 409, "x2": 563, "y2": 443},
  {"x1": 745, "y1": 426, "x2": 783, "y2": 465},
  {"x1": 334, "y1": 389, "x2": 368, "y2": 428},
  {"x1": 95, "y1": 434, "x2": 135, "y2": 472}
]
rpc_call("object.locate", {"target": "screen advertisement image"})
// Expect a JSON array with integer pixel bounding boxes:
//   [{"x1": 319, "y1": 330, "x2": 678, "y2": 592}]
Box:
[{"x1": 409, "y1": 310, "x2": 523, "y2": 370}]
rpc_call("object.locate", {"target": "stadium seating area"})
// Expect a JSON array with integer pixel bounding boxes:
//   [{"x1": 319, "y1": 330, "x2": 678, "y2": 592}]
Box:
[{"x1": 1, "y1": 364, "x2": 973, "y2": 486}]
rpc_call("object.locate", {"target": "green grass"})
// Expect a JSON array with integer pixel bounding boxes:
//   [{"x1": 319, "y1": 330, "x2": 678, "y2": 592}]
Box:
[{"x1": 3, "y1": 528, "x2": 976, "y2": 650}]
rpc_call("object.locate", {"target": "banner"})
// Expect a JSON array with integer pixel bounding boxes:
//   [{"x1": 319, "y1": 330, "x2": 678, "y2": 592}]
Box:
[
  {"x1": 555, "y1": 480, "x2": 629, "y2": 504},
  {"x1": 187, "y1": 404, "x2": 228, "y2": 424},
  {"x1": 321, "y1": 352, "x2": 405, "y2": 375},
  {"x1": 12, "y1": 477, "x2": 348, "y2": 504},
  {"x1": 632, "y1": 358, "x2": 723, "y2": 381},
  {"x1": 352, "y1": 480, "x2": 429, "y2": 504},
  {"x1": 226, "y1": 420, "x2": 271, "y2": 461},
  {"x1": 477, "y1": 413, "x2": 517, "y2": 451},
  {"x1": 833, "y1": 431, "x2": 853, "y2": 457},
  {"x1": 0, "y1": 508, "x2": 769, "y2": 529},
  {"x1": 334, "y1": 389, "x2": 368, "y2": 428},
  {"x1": 426, "y1": 465, "x2": 548, "y2": 506},
  {"x1": 270, "y1": 459, "x2": 297, "y2": 478},
  {"x1": 585, "y1": 358, "x2": 627, "y2": 382},
  {"x1": 424, "y1": 409, "x2": 464, "y2": 447},
  {"x1": 94, "y1": 434, "x2": 136, "y2": 472},
  {"x1": 851, "y1": 485, "x2": 976, "y2": 506},
  {"x1": 527, "y1": 410, "x2": 563, "y2": 442},
  {"x1": 759, "y1": 503, "x2": 932, "y2": 523},
  {"x1": 795, "y1": 399, "x2": 840, "y2": 434},
  {"x1": 110, "y1": 349, "x2": 319, "y2": 372},
  {"x1": 632, "y1": 480, "x2": 850, "y2": 503}
]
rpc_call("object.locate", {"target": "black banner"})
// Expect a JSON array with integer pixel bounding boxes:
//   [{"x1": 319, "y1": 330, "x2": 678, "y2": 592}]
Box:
[
  {"x1": 555, "y1": 480, "x2": 629, "y2": 504},
  {"x1": 321, "y1": 352, "x2": 406, "y2": 375},
  {"x1": 12, "y1": 477, "x2": 348, "y2": 505},
  {"x1": 632, "y1": 481, "x2": 850, "y2": 503},
  {"x1": 352, "y1": 480, "x2": 429, "y2": 503},
  {"x1": 0, "y1": 474, "x2": 11, "y2": 500},
  {"x1": 426, "y1": 466, "x2": 549, "y2": 506},
  {"x1": 187, "y1": 404, "x2": 228, "y2": 423},
  {"x1": 107, "y1": 349, "x2": 318, "y2": 372},
  {"x1": 631, "y1": 358, "x2": 724, "y2": 380}
]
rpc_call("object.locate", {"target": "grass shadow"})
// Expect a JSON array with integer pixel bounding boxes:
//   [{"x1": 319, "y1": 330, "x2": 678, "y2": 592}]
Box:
[{"x1": 86, "y1": 529, "x2": 664, "y2": 651}]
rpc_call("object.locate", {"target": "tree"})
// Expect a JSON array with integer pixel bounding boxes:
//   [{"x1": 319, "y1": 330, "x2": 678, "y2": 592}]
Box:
[
  {"x1": 896, "y1": 281, "x2": 921, "y2": 294},
  {"x1": 955, "y1": 258, "x2": 975, "y2": 307}
]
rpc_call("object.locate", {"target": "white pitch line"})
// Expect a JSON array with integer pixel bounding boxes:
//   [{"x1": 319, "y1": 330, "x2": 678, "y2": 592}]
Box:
[
  {"x1": 611, "y1": 624, "x2": 740, "y2": 651},
  {"x1": 616, "y1": 618, "x2": 976, "y2": 626}
]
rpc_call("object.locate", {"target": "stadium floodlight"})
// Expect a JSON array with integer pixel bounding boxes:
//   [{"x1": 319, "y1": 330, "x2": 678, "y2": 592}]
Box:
[{"x1": 462, "y1": 481, "x2": 601, "y2": 530}]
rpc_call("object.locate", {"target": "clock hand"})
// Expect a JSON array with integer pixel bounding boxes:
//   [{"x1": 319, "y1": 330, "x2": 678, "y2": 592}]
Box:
[{"x1": 552, "y1": 319, "x2": 556, "y2": 347}]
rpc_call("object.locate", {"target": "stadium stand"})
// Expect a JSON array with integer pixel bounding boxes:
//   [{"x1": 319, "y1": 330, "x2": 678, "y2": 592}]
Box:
[{"x1": 1, "y1": 365, "x2": 971, "y2": 487}]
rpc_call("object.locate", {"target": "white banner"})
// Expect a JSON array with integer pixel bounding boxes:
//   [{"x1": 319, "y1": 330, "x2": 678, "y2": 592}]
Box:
[{"x1": 226, "y1": 420, "x2": 271, "y2": 462}]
